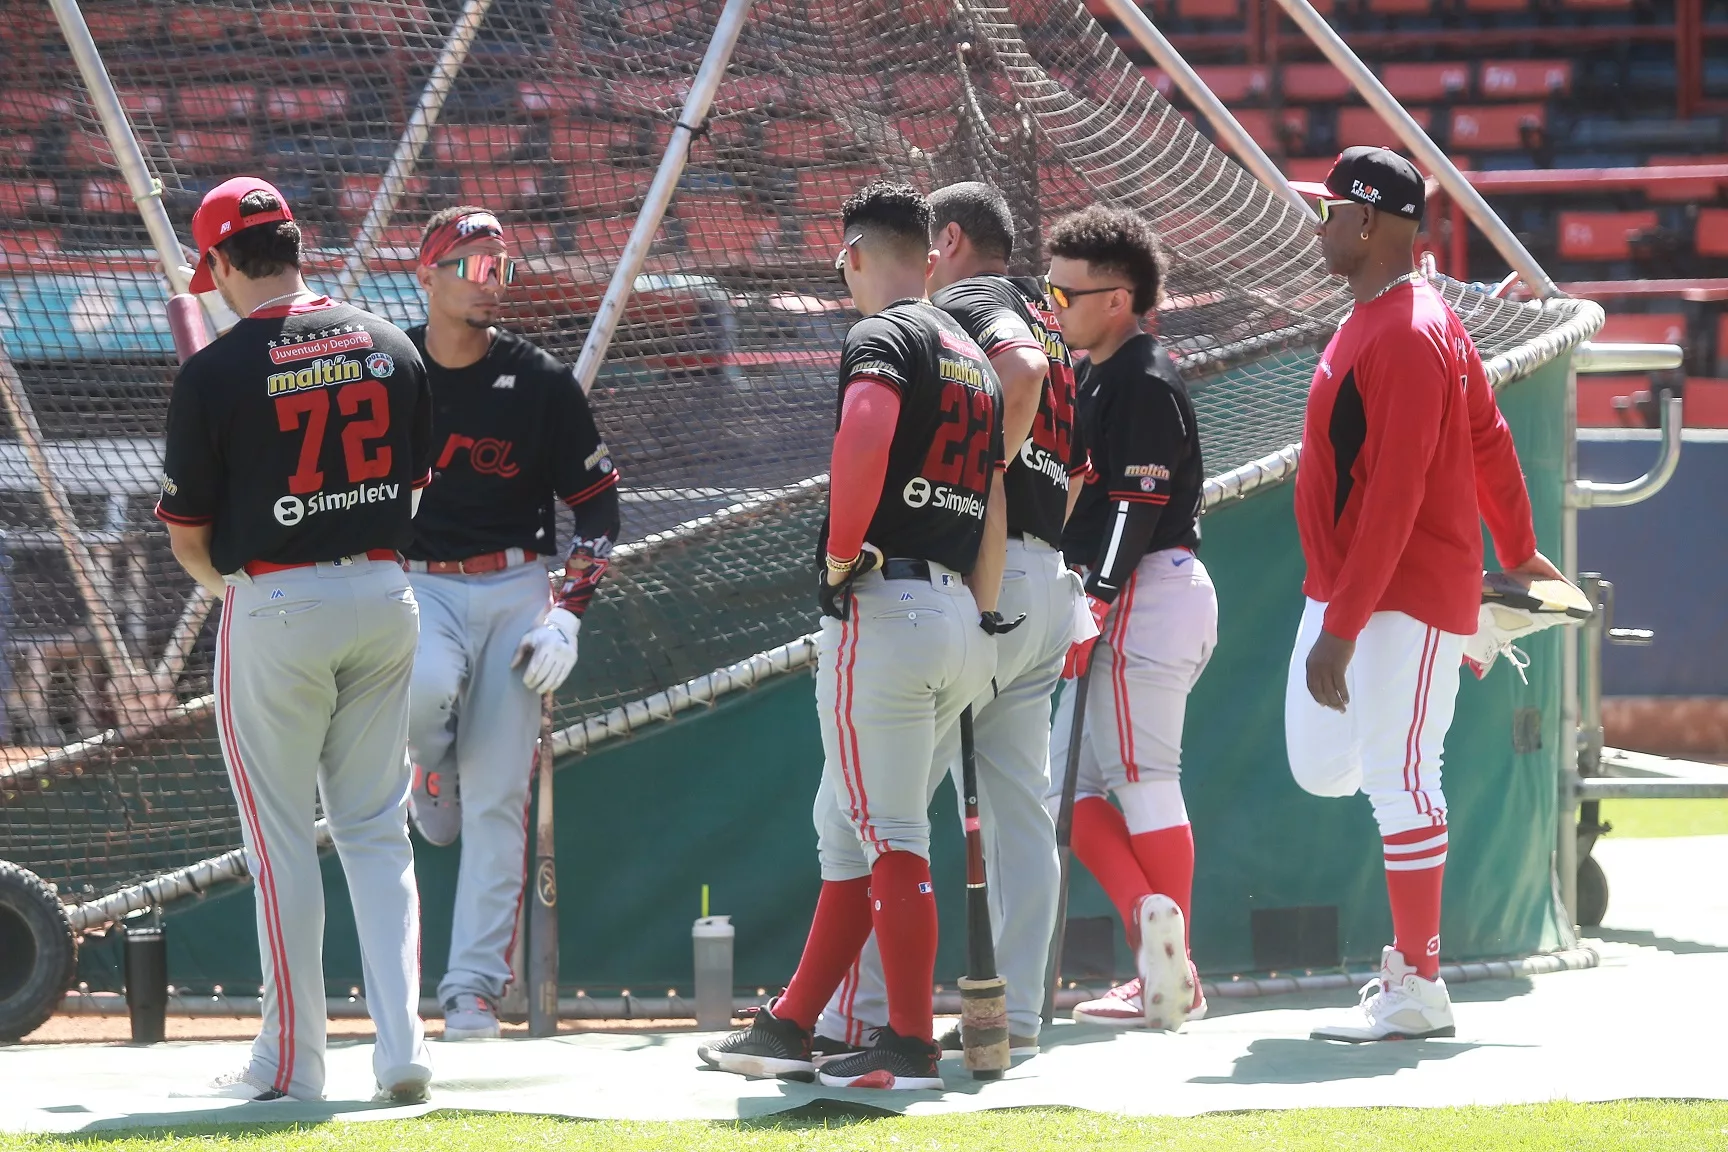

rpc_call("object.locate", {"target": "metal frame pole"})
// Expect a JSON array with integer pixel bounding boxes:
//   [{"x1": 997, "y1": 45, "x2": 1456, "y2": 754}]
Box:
[
  {"x1": 46, "y1": 0, "x2": 201, "y2": 306},
  {"x1": 1097, "y1": 0, "x2": 1316, "y2": 222},
  {"x1": 1269, "y1": 0, "x2": 1561, "y2": 299},
  {"x1": 571, "y1": 0, "x2": 757, "y2": 394},
  {"x1": 336, "y1": 0, "x2": 494, "y2": 303},
  {"x1": 1556, "y1": 361, "x2": 1581, "y2": 928}
]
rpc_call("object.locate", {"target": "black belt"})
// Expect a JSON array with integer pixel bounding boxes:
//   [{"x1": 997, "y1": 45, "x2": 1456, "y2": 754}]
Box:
[
  {"x1": 881, "y1": 558, "x2": 932, "y2": 581},
  {"x1": 1007, "y1": 529, "x2": 1052, "y2": 547}
]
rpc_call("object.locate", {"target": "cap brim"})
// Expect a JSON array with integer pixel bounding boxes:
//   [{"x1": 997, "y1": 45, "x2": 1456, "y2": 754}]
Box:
[
  {"x1": 1287, "y1": 180, "x2": 1333, "y2": 198},
  {"x1": 188, "y1": 254, "x2": 215, "y2": 294}
]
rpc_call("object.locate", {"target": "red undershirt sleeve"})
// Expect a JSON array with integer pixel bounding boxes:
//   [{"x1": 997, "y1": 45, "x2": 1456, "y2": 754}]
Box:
[{"x1": 825, "y1": 378, "x2": 902, "y2": 562}]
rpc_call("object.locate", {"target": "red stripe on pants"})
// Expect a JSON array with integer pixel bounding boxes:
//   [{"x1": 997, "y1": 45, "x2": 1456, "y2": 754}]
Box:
[{"x1": 1110, "y1": 571, "x2": 1139, "y2": 781}]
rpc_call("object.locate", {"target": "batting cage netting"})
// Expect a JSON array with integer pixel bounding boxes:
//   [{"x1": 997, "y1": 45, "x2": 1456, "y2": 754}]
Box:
[{"x1": 0, "y1": 0, "x2": 1598, "y2": 929}]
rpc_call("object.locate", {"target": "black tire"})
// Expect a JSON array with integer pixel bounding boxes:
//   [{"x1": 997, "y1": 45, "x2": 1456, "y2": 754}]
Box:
[
  {"x1": 0, "y1": 861, "x2": 77, "y2": 1041},
  {"x1": 1577, "y1": 853, "x2": 1609, "y2": 929}
]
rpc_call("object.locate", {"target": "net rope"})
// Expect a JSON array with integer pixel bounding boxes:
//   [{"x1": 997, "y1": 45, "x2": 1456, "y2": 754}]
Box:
[{"x1": 0, "y1": 0, "x2": 1597, "y2": 913}]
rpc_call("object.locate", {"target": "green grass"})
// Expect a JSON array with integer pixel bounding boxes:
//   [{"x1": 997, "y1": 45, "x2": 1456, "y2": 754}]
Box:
[
  {"x1": 1601, "y1": 798, "x2": 1728, "y2": 839},
  {"x1": 4, "y1": 1102, "x2": 1728, "y2": 1152}
]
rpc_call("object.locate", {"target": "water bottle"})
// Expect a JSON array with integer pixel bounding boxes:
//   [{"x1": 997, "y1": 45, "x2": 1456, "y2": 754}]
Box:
[
  {"x1": 692, "y1": 915, "x2": 734, "y2": 1030},
  {"x1": 123, "y1": 924, "x2": 168, "y2": 1045}
]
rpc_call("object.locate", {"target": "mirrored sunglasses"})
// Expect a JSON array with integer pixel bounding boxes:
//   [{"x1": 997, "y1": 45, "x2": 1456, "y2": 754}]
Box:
[
  {"x1": 436, "y1": 253, "x2": 516, "y2": 286},
  {"x1": 1042, "y1": 277, "x2": 1126, "y2": 310}
]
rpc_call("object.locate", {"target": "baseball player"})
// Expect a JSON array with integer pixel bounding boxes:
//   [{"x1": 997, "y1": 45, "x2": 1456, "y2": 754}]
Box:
[
  {"x1": 401, "y1": 205, "x2": 621, "y2": 1041},
  {"x1": 700, "y1": 181, "x2": 1014, "y2": 1090},
  {"x1": 1285, "y1": 148, "x2": 1563, "y2": 1041},
  {"x1": 811, "y1": 181, "x2": 1079, "y2": 1060},
  {"x1": 156, "y1": 177, "x2": 434, "y2": 1102},
  {"x1": 1043, "y1": 206, "x2": 1217, "y2": 1032}
]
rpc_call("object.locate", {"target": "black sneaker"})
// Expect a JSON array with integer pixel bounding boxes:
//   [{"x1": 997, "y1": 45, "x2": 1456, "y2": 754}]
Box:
[
  {"x1": 937, "y1": 1021, "x2": 1040, "y2": 1057},
  {"x1": 812, "y1": 1032, "x2": 871, "y2": 1068},
  {"x1": 817, "y1": 1025, "x2": 944, "y2": 1090},
  {"x1": 696, "y1": 1000, "x2": 815, "y2": 1081}
]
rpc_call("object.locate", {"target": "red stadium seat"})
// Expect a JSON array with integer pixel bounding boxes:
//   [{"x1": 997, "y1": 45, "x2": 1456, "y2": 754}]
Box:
[
  {"x1": 678, "y1": 200, "x2": 779, "y2": 266},
  {"x1": 1138, "y1": 68, "x2": 1176, "y2": 99},
  {"x1": 256, "y1": 3, "x2": 345, "y2": 41},
  {"x1": 0, "y1": 91, "x2": 72, "y2": 130},
  {"x1": 345, "y1": 0, "x2": 433, "y2": 43},
  {"x1": 1233, "y1": 108, "x2": 1310, "y2": 153},
  {"x1": 82, "y1": 6, "x2": 160, "y2": 43},
  {"x1": 176, "y1": 85, "x2": 259, "y2": 123},
  {"x1": 1478, "y1": 61, "x2": 1571, "y2": 100},
  {"x1": 63, "y1": 130, "x2": 115, "y2": 171},
  {"x1": 1557, "y1": 210, "x2": 1659, "y2": 260},
  {"x1": 519, "y1": 79, "x2": 607, "y2": 118},
  {"x1": 0, "y1": 134, "x2": 33, "y2": 169},
  {"x1": 1177, "y1": 0, "x2": 1240, "y2": 18},
  {"x1": 619, "y1": 0, "x2": 705, "y2": 35},
  {"x1": 1193, "y1": 65, "x2": 1269, "y2": 104},
  {"x1": 764, "y1": 118, "x2": 853, "y2": 165},
  {"x1": 1695, "y1": 208, "x2": 1728, "y2": 257},
  {"x1": 549, "y1": 119, "x2": 636, "y2": 166},
  {"x1": 1646, "y1": 154, "x2": 1728, "y2": 204},
  {"x1": 118, "y1": 89, "x2": 170, "y2": 119},
  {"x1": 1281, "y1": 63, "x2": 1352, "y2": 104},
  {"x1": 264, "y1": 86, "x2": 351, "y2": 123},
  {"x1": 1575, "y1": 376, "x2": 1643, "y2": 428},
  {"x1": 0, "y1": 181, "x2": 56, "y2": 219},
  {"x1": 1559, "y1": 0, "x2": 1632, "y2": 8},
  {"x1": 567, "y1": 166, "x2": 655, "y2": 215},
  {"x1": 1367, "y1": 0, "x2": 1432, "y2": 13},
  {"x1": 1448, "y1": 103, "x2": 1545, "y2": 151},
  {"x1": 801, "y1": 214, "x2": 847, "y2": 262},
  {"x1": 1283, "y1": 157, "x2": 1336, "y2": 184},
  {"x1": 459, "y1": 166, "x2": 548, "y2": 210},
  {"x1": 334, "y1": 173, "x2": 427, "y2": 220},
  {"x1": 1685, "y1": 379, "x2": 1728, "y2": 428},
  {"x1": 0, "y1": 229, "x2": 58, "y2": 267},
  {"x1": 166, "y1": 3, "x2": 248, "y2": 44},
  {"x1": 894, "y1": 72, "x2": 965, "y2": 115},
  {"x1": 893, "y1": 112, "x2": 953, "y2": 152},
  {"x1": 430, "y1": 124, "x2": 527, "y2": 167},
  {"x1": 512, "y1": 222, "x2": 563, "y2": 256},
  {"x1": 1381, "y1": 63, "x2": 1471, "y2": 103},
  {"x1": 711, "y1": 75, "x2": 789, "y2": 118},
  {"x1": 795, "y1": 167, "x2": 886, "y2": 215},
  {"x1": 171, "y1": 128, "x2": 254, "y2": 168},
  {"x1": 80, "y1": 179, "x2": 130, "y2": 215},
  {"x1": 364, "y1": 223, "x2": 427, "y2": 258},
  {"x1": 1463, "y1": 0, "x2": 1531, "y2": 11},
  {"x1": 573, "y1": 216, "x2": 636, "y2": 262},
  {"x1": 1337, "y1": 106, "x2": 1432, "y2": 151},
  {"x1": 1597, "y1": 313, "x2": 1687, "y2": 347}
]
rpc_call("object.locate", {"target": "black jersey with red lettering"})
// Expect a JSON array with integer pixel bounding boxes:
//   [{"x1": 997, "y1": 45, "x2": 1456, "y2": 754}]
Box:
[
  {"x1": 932, "y1": 273, "x2": 1077, "y2": 547},
  {"x1": 403, "y1": 326, "x2": 620, "y2": 565},
  {"x1": 817, "y1": 298, "x2": 1004, "y2": 574},
  {"x1": 1062, "y1": 333, "x2": 1203, "y2": 603},
  {"x1": 155, "y1": 297, "x2": 433, "y2": 575}
]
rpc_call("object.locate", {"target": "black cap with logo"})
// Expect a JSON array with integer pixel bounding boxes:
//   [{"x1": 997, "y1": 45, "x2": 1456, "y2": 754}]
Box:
[{"x1": 1290, "y1": 146, "x2": 1426, "y2": 222}]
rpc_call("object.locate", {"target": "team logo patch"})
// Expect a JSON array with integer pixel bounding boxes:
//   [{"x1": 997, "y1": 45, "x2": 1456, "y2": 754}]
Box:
[
  {"x1": 274, "y1": 495, "x2": 305, "y2": 526},
  {"x1": 1140, "y1": 477, "x2": 1159, "y2": 492},
  {"x1": 365, "y1": 351, "x2": 395, "y2": 378},
  {"x1": 270, "y1": 588, "x2": 284, "y2": 600},
  {"x1": 492, "y1": 374, "x2": 515, "y2": 390},
  {"x1": 917, "y1": 882, "x2": 934, "y2": 895},
  {"x1": 1123, "y1": 463, "x2": 1171, "y2": 480},
  {"x1": 583, "y1": 442, "x2": 610, "y2": 471},
  {"x1": 902, "y1": 476, "x2": 932, "y2": 508},
  {"x1": 900, "y1": 592, "x2": 913, "y2": 601},
  {"x1": 267, "y1": 329, "x2": 373, "y2": 365}
]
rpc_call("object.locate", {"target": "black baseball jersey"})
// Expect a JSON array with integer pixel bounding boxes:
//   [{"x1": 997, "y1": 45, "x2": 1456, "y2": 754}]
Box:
[
  {"x1": 1062, "y1": 333, "x2": 1204, "y2": 603},
  {"x1": 403, "y1": 326, "x2": 620, "y2": 563},
  {"x1": 932, "y1": 274, "x2": 1078, "y2": 547},
  {"x1": 155, "y1": 297, "x2": 433, "y2": 575},
  {"x1": 817, "y1": 299, "x2": 1004, "y2": 574}
]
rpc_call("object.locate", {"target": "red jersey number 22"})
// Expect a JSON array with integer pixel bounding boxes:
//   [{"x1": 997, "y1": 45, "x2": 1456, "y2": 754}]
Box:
[
  {"x1": 922, "y1": 380, "x2": 994, "y2": 493},
  {"x1": 276, "y1": 381, "x2": 393, "y2": 495}
]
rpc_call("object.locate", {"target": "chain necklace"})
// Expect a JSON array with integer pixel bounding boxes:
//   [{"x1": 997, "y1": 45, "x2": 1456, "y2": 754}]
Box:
[
  {"x1": 248, "y1": 289, "x2": 317, "y2": 316},
  {"x1": 1367, "y1": 270, "x2": 1422, "y2": 303}
]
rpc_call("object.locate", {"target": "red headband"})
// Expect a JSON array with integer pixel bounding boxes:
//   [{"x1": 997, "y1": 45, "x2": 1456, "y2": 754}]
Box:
[{"x1": 419, "y1": 210, "x2": 507, "y2": 266}]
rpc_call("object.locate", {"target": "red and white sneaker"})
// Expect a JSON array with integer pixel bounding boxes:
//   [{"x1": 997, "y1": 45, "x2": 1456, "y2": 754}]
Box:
[
  {"x1": 1071, "y1": 978, "x2": 1147, "y2": 1026},
  {"x1": 1134, "y1": 894, "x2": 1196, "y2": 1031}
]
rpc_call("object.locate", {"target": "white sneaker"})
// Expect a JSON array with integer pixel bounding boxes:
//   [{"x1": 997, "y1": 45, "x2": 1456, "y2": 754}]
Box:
[
  {"x1": 409, "y1": 762, "x2": 461, "y2": 847},
  {"x1": 441, "y1": 993, "x2": 501, "y2": 1040},
  {"x1": 1463, "y1": 573, "x2": 1591, "y2": 681},
  {"x1": 1134, "y1": 894, "x2": 1196, "y2": 1031},
  {"x1": 373, "y1": 1062, "x2": 433, "y2": 1104},
  {"x1": 170, "y1": 1068, "x2": 291, "y2": 1101},
  {"x1": 1311, "y1": 947, "x2": 1456, "y2": 1042}
]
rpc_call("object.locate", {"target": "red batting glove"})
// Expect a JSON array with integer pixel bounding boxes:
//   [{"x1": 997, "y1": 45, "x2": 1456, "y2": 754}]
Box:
[{"x1": 1061, "y1": 594, "x2": 1111, "y2": 679}]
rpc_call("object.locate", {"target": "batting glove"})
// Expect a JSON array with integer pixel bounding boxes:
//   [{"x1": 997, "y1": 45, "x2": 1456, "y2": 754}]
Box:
[
  {"x1": 819, "y1": 543, "x2": 883, "y2": 621},
  {"x1": 513, "y1": 607, "x2": 580, "y2": 695},
  {"x1": 1061, "y1": 594, "x2": 1111, "y2": 680}
]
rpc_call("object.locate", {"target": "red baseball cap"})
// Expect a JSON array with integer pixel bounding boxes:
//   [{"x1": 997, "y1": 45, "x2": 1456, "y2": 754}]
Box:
[{"x1": 188, "y1": 176, "x2": 294, "y2": 293}]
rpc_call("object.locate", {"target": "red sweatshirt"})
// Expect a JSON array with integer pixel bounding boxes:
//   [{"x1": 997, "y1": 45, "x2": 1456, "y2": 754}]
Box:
[{"x1": 1295, "y1": 279, "x2": 1538, "y2": 641}]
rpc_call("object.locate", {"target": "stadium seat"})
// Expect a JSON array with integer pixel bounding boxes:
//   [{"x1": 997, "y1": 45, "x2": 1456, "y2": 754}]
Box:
[
  {"x1": 566, "y1": 166, "x2": 656, "y2": 215},
  {"x1": 1337, "y1": 106, "x2": 1432, "y2": 151},
  {"x1": 0, "y1": 181, "x2": 56, "y2": 218},
  {"x1": 0, "y1": 91, "x2": 72, "y2": 130},
  {"x1": 678, "y1": 200, "x2": 779, "y2": 266},
  {"x1": 1478, "y1": 61, "x2": 1571, "y2": 100},
  {"x1": 711, "y1": 75, "x2": 789, "y2": 118},
  {"x1": 166, "y1": 3, "x2": 250, "y2": 44},
  {"x1": 1234, "y1": 108, "x2": 1310, "y2": 154},
  {"x1": 1193, "y1": 65, "x2": 1269, "y2": 104},
  {"x1": 519, "y1": 78, "x2": 608, "y2": 118},
  {"x1": 800, "y1": 214, "x2": 847, "y2": 263},
  {"x1": 1696, "y1": 208, "x2": 1728, "y2": 257},
  {"x1": 1462, "y1": 0, "x2": 1532, "y2": 11},
  {"x1": 79, "y1": 179, "x2": 131, "y2": 215},
  {"x1": 171, "y1": 128, "x2": 255, "y2": 168},
  {"x1": 1598, "y1": 313, "x2": 1687, "y2": 347},
  {"x1": 176, "y1": 85, "x2": 259, "y2": 123},
  {"x1": 1380, "y1": 62, "x2": 1471, "y2": 103},
  {"x1": 894, "y1": 72, "x2": 965, "y2": 116},
  {"x1": 264, "y1": 86, "x2": 351, "y2": 124},
  {"x1": 620, "y1": 0, "x2": 706, "y2": 36},
  {"x1": 1283, "y1": 157, "x2": 1336, "y2": 184},
  {"x1": 612, "y1": 77, "x2": 686, "y2": 120},
  {"x1": 795, "y1": 167, "x2": 885, "y2": 215},
  {"x1": 1647, "y1": 155, "x2": 1728, "y2": 204},
  {"x1": 892, "y1": 112, "x2": 953, "y2": 152},
  {"x1": 1138, "y1": 68, "x2": 1176, "y2": 98},
  {"x1": 1281, "y1": 63, "x2": 1352, "y2": 104},
  {"x1": 764, "y1": 118, "x2": 853, "y2": 165},
  {"x1": 118, "y1": 89, "x2": 170, "y2": 119},
  {"x1": 364, "y1": 223, "x2": 427, "y2": 258},
  {"x1": 1558, "y1": 0, "x2": 1633, "y2": 8},
  {"x1": 1557, "y1": 210, "x2": 1659, "y2": 260},
  {"x1": 430, "y1": 124, "x2": 527, "y2": 167},
  {"x1": 256, "y1": 3, "x2": 345, "y2": 41},
  {"x1": 81, "y1": 6, "x2": 160, "y2": 43},
  {"x1": 459, "y1": 166, "x2": 549, "y2": 210},
  {"x1": 1177, "y1": 0, "x2": 1240, "y2": 18},
  {"x1": 1684, "y1": 379, "x2": 1728, "y2": 428},
  {"x1": 513, "y1": 221, "x2": 563, "y2": 256},
  {"x1": 573, "y1": 216, "x2": 637, "y2": 263},
  {"x1": 63, "y1": 130, "x2": 116, "y2": 172},
  {"x1": 345, "y1": 0, "x2": 434, "y2": 44},
  {"x1": 1448, "y1": 104, "x2": 1545, "y2": 151},
  {"x1": 0, "y1": 229, "x2": 58, "y2": 267},
  {"x1": 0, "y1": 133, "x2": 33, "y2": 169},
  {"x1": 549, "y1": 119, "x2": 637, "y2": 166},
  {"x1": 1367, "y1": 0, "x2": 1433, "y2": 14}
]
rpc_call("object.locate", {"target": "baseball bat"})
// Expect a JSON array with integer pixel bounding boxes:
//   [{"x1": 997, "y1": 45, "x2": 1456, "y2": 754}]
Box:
[
  {"x1": 957, "y1": 705, "x2": 1009, "y2": 1079},
  {"x1": 1042, "y1": 660, "x2": 1094, "y2": 1025},
  {"x1": 527, "y1": 692, "x2": 559, "y2": 1037}
]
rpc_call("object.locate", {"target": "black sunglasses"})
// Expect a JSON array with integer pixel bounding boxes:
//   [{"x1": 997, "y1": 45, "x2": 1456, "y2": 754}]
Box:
[
  {"x1": 833, "y1": 232, "x2": 863, "y2": 290},
  {"x1": 1043, "y1": 277, "x2": 1128, "y2": 309}
]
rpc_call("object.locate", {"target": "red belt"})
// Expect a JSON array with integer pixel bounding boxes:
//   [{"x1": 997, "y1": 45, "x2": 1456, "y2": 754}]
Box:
[
  {"x1": 404, "y1": 547, "x2": 529, "y2": 576},
  {"x1": 243, "y1": 548, "x2": 399, "y2": 577}
]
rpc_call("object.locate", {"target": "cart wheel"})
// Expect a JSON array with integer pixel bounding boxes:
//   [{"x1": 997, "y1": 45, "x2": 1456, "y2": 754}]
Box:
[
  {"x1": 0, "y1": 860, "x2": 77, "y2": 1041},
  {"x1": 1577, "y1": 853, "x2": 1609, "y2": 929}
]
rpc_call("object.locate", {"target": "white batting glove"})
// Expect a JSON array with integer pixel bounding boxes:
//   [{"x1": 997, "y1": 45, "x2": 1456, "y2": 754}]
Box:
[{"x1": 512, "y1": 607, "x2": 580, "y2": 695}]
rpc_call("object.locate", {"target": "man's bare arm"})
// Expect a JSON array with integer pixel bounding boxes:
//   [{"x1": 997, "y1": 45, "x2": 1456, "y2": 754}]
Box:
[{"x1": 166, "y1": 522, "x2": 224, "y2": 599}]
